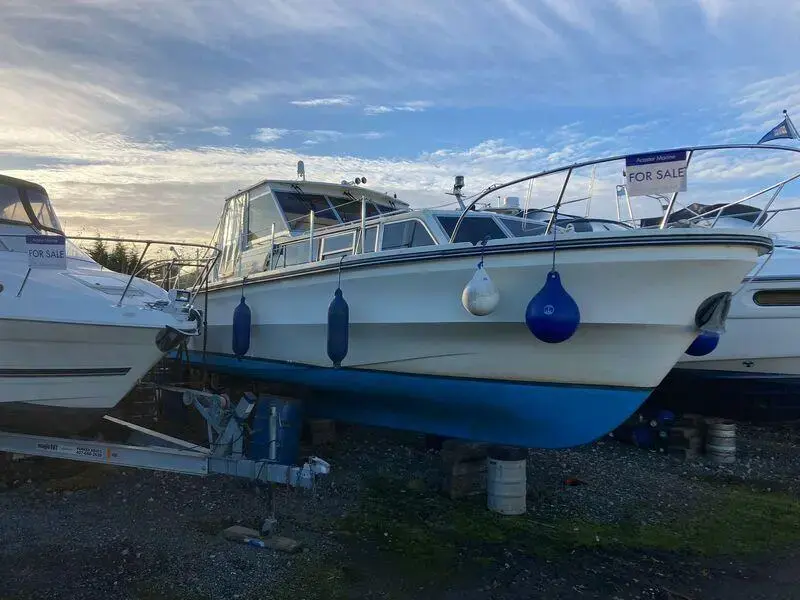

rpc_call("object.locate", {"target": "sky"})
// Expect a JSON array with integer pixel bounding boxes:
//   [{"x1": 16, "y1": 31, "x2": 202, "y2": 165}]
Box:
[{"x1": 2, "y1": 0, "x2": 800, "y2": 243}]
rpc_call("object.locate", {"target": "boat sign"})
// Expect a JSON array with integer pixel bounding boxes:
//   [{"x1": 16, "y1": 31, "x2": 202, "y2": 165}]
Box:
[
  {"x1": 25, "y1": 235, "x2": 67, "y2": 269},
  {"x1": 624, "y1": 150, "x2": 688, "y2": 196}
]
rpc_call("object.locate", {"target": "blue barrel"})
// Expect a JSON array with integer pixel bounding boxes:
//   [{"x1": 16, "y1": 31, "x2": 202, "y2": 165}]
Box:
[{"x1": 249, "y1": 395, "x2": 303, "y2": 465}]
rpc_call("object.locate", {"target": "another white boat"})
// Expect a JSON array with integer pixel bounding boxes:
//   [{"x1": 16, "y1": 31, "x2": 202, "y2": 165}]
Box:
[
  {"x1": 185, "y1": 151, "x2": 772, "y2": 448},
  {"x1": 0, "y1": 175, "x2": 208, "y2": 436},
  {"x1": 640, "y1": 196, "x2": 800, "y2": 420}
]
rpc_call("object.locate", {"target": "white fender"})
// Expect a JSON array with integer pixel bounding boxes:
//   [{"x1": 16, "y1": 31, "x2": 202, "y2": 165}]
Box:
[{"x1": 461, "y1": 264, "x2": 500, "y2": 316}]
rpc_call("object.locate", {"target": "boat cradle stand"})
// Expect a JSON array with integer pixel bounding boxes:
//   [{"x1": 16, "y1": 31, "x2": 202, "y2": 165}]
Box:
[{"x1": 0, "y1": 388, "x2": 331, "y2": 531}]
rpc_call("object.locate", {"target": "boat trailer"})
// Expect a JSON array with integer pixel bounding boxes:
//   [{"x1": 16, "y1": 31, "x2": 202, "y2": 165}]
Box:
[{"x1": 0, "y1": 387, "x2": 330, "y2": 490}]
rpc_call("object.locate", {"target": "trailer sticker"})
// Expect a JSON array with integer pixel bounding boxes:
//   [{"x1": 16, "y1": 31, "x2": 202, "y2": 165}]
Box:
[{"x1": 35, "y1": 441, "x2": 106, "y2": 460}]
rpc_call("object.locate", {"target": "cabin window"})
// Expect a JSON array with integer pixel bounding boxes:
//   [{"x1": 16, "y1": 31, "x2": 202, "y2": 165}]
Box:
[
  {"x1": 436, "y1": 215, "x2": 507, "y2": 244},
  {"x1": 321, "y1": 231, "x2": 355, "y2": 259},
  {"x1": 274, "y1": 190, "x2": 339, "y2": 231},
  {"x1": 381, "y1": 220, "x2": 435, "y2": 251},
  {"x1": 376, "y1": 202, "x2": 397, "y2": 214},
  {"x1": 0, "y1": 183, "x2": 28, "y2": 225},
  {"x1": 753, "y1": 290, "x2": 800, "y2": 307},
  {"x1": 327, "y1": 195, "x2": 383, "y2": 222},
  {"x1": 24, "y1": 188, "x2": 62, "y2": 233},
  {"x1": 499, "y1": 218, "x2": 546, "y2": 237},
  {"x1": 360, "y1": 226, "x2": 378, "y2": 253},
  {"x1": 248, "y1": 187, "x2": 283, "y2": 242}
]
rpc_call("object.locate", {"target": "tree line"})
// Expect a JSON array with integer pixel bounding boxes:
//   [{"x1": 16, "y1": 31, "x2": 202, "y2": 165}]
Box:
[
  {"x1": 84, "y1": 239, "x2": 201, "y2": 289},
  {"x1": 86, "y1": 239, "x2": 140, "y2": 274}
]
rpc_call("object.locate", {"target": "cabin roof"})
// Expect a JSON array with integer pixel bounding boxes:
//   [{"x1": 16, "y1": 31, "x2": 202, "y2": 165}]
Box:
[
  {"x1": 0, "y1": 174, "x2": 48, "y2": 193},
  {"x1": 224, "y1": 178, "x2": 410, "y2": 209}
]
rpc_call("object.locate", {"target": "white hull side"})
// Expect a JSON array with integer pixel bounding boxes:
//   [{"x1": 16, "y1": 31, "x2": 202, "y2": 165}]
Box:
[
  {"x1": 678, "y1": 247, "x2": 800, "y2": 375},
  {"x1": 0, "y1": 320, "x2": 165, "y2": 410},
  {"x1": 193, "y1": 234, "x2": 766, "y2": 389}
]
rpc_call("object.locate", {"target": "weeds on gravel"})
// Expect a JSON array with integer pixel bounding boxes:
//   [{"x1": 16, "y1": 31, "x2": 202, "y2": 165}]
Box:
[
  {"x1": 339, "y1": 475, "x2": 800, "y2": 577},
  {"x1": 270, "y1": 559, "x2": 354, "y2": 600}
]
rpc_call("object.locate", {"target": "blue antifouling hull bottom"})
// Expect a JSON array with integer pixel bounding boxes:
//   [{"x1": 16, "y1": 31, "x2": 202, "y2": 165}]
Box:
[{"x1": 183, "y1": 352, "x2": 650, "y2": 449}]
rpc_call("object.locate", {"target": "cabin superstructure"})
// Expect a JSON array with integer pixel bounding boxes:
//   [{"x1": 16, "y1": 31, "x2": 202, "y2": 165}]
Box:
[{"x1": 209, "y1": 177, "x2": 558, "y2": 285}]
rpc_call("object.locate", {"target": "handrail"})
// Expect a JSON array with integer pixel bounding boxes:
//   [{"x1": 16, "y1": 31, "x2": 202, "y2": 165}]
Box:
[
  {"x1": 448, "y1": 143, "x2": 800, "y2": 244},
  {"x1": 641, "y1": 168, "x2": 800, "y2": 230},
  {"x1": 0, "y1": 232, "x2": 220, "y2": 305}
]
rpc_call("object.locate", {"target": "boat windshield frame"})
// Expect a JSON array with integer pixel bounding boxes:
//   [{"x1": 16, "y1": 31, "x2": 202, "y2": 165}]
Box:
[{"x1": 0, "y1": 175, "x2": 64, "y2": 235}]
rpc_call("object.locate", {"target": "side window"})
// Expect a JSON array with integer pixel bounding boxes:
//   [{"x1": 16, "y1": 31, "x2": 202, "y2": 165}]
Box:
[
  {"x1": 284, "y1": 243, "x2": 307, "y2": 267},
  {"x1": 321, "y1": 232, "x2": 355, "y2": 260},
  {"x1": 285, "y1": 240, "x2": 320, "y2": 267},
  {"x1": 362, "y1": 226, "x2": 377, "y2": 253},
  {"x1": 381, "y1": 220, "x2": 435, "y2": 251},
  {"x1": 436, "y1": 216, "x2": 507, "y2": 244}
]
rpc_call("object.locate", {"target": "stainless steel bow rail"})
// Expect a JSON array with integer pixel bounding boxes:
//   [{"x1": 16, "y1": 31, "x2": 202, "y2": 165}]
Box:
[
  {"x1": 7, "y1": 234, "x2": 221, "y2": 304},
  {"x1": 448, "y1": 143, "x2": 800, "y2": 243},
  {"x1": 0, "y1": 388, "x2": 331, "y2": 489}
]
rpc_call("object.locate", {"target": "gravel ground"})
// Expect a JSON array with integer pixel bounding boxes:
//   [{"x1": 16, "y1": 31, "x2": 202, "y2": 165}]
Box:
[
  {"x1": 526, "y1": 421, "x2": 800, "y2": 525},
  {"x1": 1, "y1": 420, "x2": 799, "y2": 600}
]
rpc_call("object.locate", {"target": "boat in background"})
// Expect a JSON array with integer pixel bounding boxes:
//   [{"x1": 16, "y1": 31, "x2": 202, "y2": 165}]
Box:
[
  {"x1": 640, "y1": 199, "x2": 800, "y2": 421},
  {"x1": 185, "y1": 148, "x2": 772, "y2": 449},
  {"x1": 0, "y1": 174, "x2": 215, "y2": 436}
]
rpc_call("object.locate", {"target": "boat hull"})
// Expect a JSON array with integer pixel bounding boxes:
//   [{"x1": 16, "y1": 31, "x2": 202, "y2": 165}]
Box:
[
  {"x1": 189, "y1": 351, "x2": 649, "y2": 448},
  {"x1": 188, "y1": 230, "x2": 770, "y2": 447},
  {"x1": 0, "y1": 319, "x2": 166, "y2": 436}
]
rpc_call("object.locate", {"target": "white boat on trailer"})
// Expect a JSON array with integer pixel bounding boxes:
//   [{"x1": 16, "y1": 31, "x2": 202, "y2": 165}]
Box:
[
  {"x1": 0, "y1": 174, "x2": 215, "y2": 436},
  {"x1": 185, "y1": 147, "x2": 772, "y2": 448}
]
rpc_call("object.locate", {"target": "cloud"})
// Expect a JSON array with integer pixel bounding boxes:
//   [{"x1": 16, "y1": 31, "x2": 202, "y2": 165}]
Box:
[
  {"x1": 253, "y1": 128, "x2": 385, "y2": 145},
  {"x1": 364, "y1": 100, "x2": 432, "y2": 115},
  {"x1": 252, "y1": 128, "x2": 289, "y2": 143},
  {"x1": 617, "y1": 121, "x2": 661, "y2": 135},
  {"x1": 290, "y1": 95, "x2": 354, "y2": 107},
  {"x1": 364, "y1": 105, "x2": 393, "y2": 115},
  {"x1": 733, "y1": 73, "x2": 800, "y2": 126},
  {"x1": 198, "y1": 126, "x2": 231, "y2": 136}
]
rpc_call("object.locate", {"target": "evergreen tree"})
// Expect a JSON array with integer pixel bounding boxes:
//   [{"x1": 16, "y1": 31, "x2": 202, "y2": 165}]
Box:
[
  {"x1": 126, "y1": 245, "x2": 141, "y2": 274},
  {"x1": 107, "y1": 242, "x2": 130, "y2": 273},
  {"x1": 87, "y1": 239, "x2": 109, "y2": 267}
]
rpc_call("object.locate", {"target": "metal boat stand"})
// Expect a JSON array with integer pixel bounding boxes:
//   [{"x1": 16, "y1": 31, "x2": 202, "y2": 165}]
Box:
[{"x1": 0, "y1": 388, "x2": 331, "y2": 527}]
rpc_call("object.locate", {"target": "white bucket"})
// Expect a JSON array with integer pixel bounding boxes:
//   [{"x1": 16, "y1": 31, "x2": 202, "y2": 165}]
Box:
[{"x1": 487, "y1": 457, "x2": 527, "y2": 515}]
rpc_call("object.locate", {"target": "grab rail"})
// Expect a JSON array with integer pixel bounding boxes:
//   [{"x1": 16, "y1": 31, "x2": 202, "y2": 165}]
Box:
[
  {"x1": 448, "y1": 143, "x2": 800, "y2": 244},
  {"x1": 0, "y1": 232, "x2": 219, "y2": 305}
]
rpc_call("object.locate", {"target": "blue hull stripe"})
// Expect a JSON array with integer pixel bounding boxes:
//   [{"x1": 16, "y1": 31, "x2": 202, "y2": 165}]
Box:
[{"x1": 182, "y1": 351, "x2": 650, "y2": 449}]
